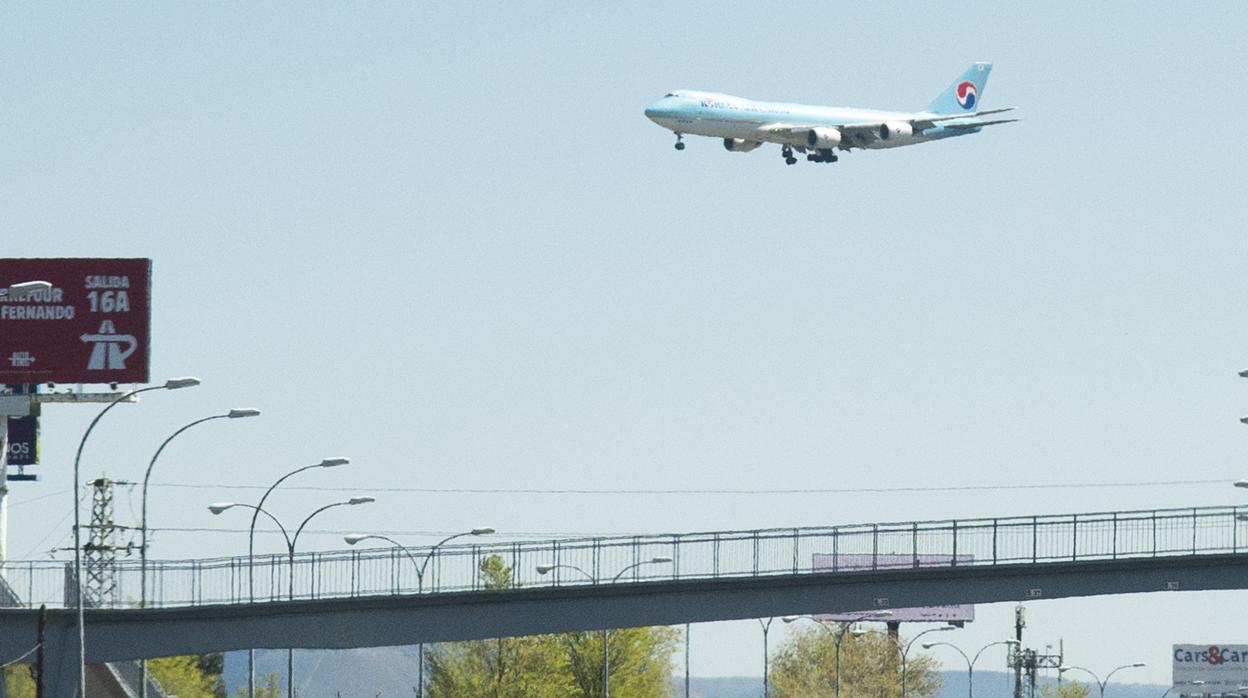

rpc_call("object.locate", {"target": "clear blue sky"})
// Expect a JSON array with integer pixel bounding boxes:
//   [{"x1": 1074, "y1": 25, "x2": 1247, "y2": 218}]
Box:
[{"x1": 3, "y1": 1, "x2": 1247, "y2": 686}]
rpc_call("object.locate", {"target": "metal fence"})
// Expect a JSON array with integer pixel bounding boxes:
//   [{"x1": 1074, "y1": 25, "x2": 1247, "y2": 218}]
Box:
[{"x1": 0, "y1": 504, "x2": 1243, "y2": 609}]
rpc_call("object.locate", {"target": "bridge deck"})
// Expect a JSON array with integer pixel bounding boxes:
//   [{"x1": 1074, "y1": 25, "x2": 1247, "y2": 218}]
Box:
[{"x1": 0, "y1": 503, "x2": 1243, "y2": 609}]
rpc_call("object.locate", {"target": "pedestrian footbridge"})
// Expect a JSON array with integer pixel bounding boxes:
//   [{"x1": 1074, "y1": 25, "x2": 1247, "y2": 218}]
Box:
[{"x1": 3, "y1": 504, "x2": 1247, "y2": 695}]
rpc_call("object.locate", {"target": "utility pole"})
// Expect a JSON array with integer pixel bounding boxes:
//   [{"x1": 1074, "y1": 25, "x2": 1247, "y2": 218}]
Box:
[
  {"x1": 1013, "y1": 606, "x2": 1024, "y2": 698},
  {"x1": 1008, "y1": 606, "x2": 1063, "y2": 698},
  {"x1": 84, "y1": 477, "x2": 137, "y2": 607}
]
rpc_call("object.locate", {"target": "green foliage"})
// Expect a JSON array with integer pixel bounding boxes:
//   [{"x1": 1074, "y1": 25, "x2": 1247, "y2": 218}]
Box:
[
  {"x1": 478, "y1": 553, "x2": 513, "y2": 590},
  {"x1": 149, "y1": 654, "x2": 223, "y2": 698},
  {"x1": 1039, "y1": 682, "x2": 1091, "y2": 698},
  {"x1": 427, "y1": 634, "x2": 576, "y2": 698},
  {"x1": 232, "y1": 673, "x2": 281, "y2": 698},
  {"x1": 425, "y1": 555, "x2": 679, "y2": 698},
  {"x1": 561, "y1": 627, "x2": 680, "y2": 698},
  {"x1": 3, "y1": 666, "x2": 36, "y2": 698},
  {"x1": 770, "y1": 627, "x2": 941, "y2": 698}
]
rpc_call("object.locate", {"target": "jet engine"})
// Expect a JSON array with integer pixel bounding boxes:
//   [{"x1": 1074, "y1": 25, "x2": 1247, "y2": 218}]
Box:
[
  {"x1": 879, "y1": 122, "x2": 913, "y2": 140},
  {"x1": 806, "y1": 127, "x2": 842, "y2": 149},
  {"x1": 723, "y1": 138, "x2": 762, "y2": 152}
]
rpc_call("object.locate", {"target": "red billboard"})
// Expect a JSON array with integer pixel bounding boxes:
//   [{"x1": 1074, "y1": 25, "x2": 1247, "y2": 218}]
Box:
[{"x1": 0, "y1": 258, "x2": 151, "y2": 384}]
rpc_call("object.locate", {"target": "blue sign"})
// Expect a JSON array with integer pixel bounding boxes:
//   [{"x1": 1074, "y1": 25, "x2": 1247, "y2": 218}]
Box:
[{"x1": 6, "y1": 415, "x2": 37, "y2": 466}]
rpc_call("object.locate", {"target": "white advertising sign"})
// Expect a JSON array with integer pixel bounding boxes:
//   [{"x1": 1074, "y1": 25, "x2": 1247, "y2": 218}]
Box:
[{"x1": 1173, "y1": 644, "x2": 1248, "y2": 693}]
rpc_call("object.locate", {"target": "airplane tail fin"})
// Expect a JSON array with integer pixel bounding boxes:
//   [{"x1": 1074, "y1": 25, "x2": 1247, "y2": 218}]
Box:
[{"x1": 926, "y1": 62, "x2": 992, "y2": 115}]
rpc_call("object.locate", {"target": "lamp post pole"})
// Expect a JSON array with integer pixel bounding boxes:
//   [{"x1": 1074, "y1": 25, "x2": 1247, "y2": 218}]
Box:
[
  {"x1": 923, "y1": 640, "x2": 1018, "y2": 698},
  {"x1": 783, "y1": 611, "x2": 893, "y2": 698},
  {"x1": 71, "y1": 377, "x2": 199, "y2": 698},
  {"x1": 1160, "y1": 680, "x2": 1206, "y2": 697},
  {"x1": 893, "y1": 626, "x2": 956, "y2": 698},
  {"x1": 211, "y1": 492, "x2": 371, "y2": 698},
  {"x1": 343, "y1": 528, "x2": 495, "y2": 697},
  {"x1": 537, "y1": 557, "x2": 672, "y2": 698},
  {"x1": 1060, "y1": 662, "x2": 1145, "y2": 697},
  {"x1": 234, "y1": 457, "x2": 348, "y2": 698},
  {"x1": 139, "y1": 408, "x2": 259, "y2": 698},
  {"x1": 759, "y1": 618, "x2": 775, "y2": 698},
  {"x1": 684, "y1": 622, "x2": 691, "y2": 698}
]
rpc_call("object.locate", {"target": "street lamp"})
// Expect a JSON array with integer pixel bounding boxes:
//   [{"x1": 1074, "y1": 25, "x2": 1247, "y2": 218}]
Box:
[
  {"x1": 212, "y1": 495, "x2": 373, "y2": 698},
  {"x1": 3, "y1": 280, "x2": 52, "y2": 298},
  {"x1": 225, "y1": 457, "x2": 348, "y2": 698},
  {"x1": 1240, "y1": 368, "x2": 1248, "y2": 424},
  {"x1": 758, "y1": 618, "x2": 777, "y2": 698},
  {"x1": 71, "y1": 377, "x2": 199, "y2": 698},
  {"x1": 343, "y1": 528, "x2": 495, "y2": 698},
  {"x1": 1161, "y1": 679, "x2": 1205, "y2": 697},
  {"x1": 783, "y1": 610, "x2": 893, "y2": 698},
  {"x1": 1059, "y1": 662, "x2": 1145, "y2": 697},
  {"x1": 139, "y1": 407, "x2": 259, "y2": 698},
  {"x1": 922, "y1": 639, "x2": 1018, "y2": 698},
  {"x1": 536, "y1": 556, "x2": 672, "y2": 698},
  {"x1": 895, "y1": 626, "x2": 956, "y2": 698}
]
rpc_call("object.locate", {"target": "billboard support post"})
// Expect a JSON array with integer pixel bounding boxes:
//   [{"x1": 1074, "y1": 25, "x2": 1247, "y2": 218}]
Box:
[
  {"x1": 1, "y1": 407, "x2": 8, "y2": 564},
  {"x1": 0, "y1": 390, "x2": 38, "y2": 564}
]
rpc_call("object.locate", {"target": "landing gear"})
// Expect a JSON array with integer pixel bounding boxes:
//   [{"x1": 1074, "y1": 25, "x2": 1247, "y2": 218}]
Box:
[
  {"x1": 782, "y1": 146, "x2": 797, "y2": 166},
  {"x1": 674, "y1": 134, "x2": 685, "y2": 150},
  {"x1": 807, "y1": 149, "x2": 839, "y2": 164}
]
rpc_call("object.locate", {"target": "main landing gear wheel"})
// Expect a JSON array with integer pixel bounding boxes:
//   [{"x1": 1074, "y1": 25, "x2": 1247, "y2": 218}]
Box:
[
  {"x1": 807, "y1": 148, "x2": 839, "y2": 164},
  {"x1": 674, "y1": 134, "x2": 685, "y2": 150},
  {"x1": 782, "y1": 146, "x2": 797, "y2": 166}
]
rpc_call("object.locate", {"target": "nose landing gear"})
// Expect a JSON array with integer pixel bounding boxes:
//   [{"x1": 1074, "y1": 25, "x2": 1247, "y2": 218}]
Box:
[{"x1": 674, "y1": 134, "x2": 685, "y2": 150}]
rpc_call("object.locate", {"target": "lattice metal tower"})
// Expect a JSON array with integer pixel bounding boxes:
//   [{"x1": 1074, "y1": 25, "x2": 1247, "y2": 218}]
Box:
[{"x1": 84, "y1": 477, "x2": 119, "y2": 606}]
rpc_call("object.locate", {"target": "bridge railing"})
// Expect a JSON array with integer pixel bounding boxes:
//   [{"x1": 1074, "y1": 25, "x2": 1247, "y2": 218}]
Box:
[{"x1": 0, "y1": 504, "x2": 1243, "y2": 609}]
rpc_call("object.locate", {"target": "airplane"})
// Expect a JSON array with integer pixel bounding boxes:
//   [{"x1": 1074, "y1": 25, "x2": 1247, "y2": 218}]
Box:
[{"x1": 644, "y1": 62, "x2": 1016, "y2": 165}]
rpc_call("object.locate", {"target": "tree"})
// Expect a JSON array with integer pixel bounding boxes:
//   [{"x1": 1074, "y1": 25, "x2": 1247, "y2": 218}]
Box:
[
  {"x1": 561, "y1": 627, "x2": 679, "y2": 698},
  {"x1": 426, "y1": 555, "x2": 679, "y2": 698},
  {"x1": 427, "y1": 554, "x2": 575, "y2": 697},
  {"x1": 1039, "y1": 682, "x2": 1091, "y2": 698},
  {"x1": 769, "y1": 627, "x2": 941, "y2": 698},
  {"x1": 148, "y1": 655, "x2": 221, "y2": 698},
  {"x1": 3, "y1": 666, "x2": 35, "y2": 698}
]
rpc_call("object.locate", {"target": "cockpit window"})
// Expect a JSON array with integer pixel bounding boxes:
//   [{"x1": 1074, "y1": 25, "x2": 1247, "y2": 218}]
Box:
[{"x1": 664, "y1": 93, "x2": 675, "y2": 98}]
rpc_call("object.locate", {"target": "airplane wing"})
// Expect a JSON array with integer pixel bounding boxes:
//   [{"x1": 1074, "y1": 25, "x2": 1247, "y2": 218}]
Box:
[
  {"x1": 752, "y1": 123, "x2": 810, "y2": 144},
  {"x1": 754, "y1": 122, "x2": 888, "y2": 149},
  {"x1": 754, "y1": 108, "x2": 1017, "y2": 149},
  {"x1": 938, "y1": 118, "x2": 1020, "y2": 130}
]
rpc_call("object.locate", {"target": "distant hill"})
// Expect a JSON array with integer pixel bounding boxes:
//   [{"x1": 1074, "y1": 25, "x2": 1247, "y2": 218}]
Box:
[{"x1": 224, "y1": 651, "x2": 1170, "y2": 697}]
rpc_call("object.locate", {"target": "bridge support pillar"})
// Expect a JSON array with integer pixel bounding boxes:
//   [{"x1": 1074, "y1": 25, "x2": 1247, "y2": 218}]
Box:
[{"x1": 37, "y1": 616, "x2": 77, "y2": 698}]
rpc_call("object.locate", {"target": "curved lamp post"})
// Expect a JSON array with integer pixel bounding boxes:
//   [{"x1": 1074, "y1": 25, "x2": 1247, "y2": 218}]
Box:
[
  {"x1": 212, "y1": 495, "x2": 374, "y2": 698},
  {"x1": 783, "y1": 610, "x2": 893, "y2": 698},
  {"x1": 72, "y1": 377, "x2": 199, "y2": 698},
  {"x1": 893, "y1": 625, "x2": 956, "y2": 698},
  {"x1": 1161, "y1": 679, "x2": 1205, "y2": 697},
  {"x1": 922, "y1": 639, "x2": 1018, "y2": 698},
  {"x1": 537, "y1": 556, "x2": 672, "y2": 698},
  {"x1": 1060, "y1": 662, "x2": 1145, "y2": 697},
  {"x1": 139, "y1": 407, "x2": 259, "y2": 698},
  {"x1": 1240, "y1": 368, "x2": 1248, "y2": 424},
  {"x1": 226, "y1": 457, "x2": 348, "y2": 698},
  {"x1": 343, "y1": 528, "x2": 495, "y2": 697}
]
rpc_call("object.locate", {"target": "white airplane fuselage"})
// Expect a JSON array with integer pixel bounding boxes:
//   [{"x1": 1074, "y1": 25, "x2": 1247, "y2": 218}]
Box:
[
  {"x1": 645, "y1": 91, "x2": 969, "y2": 151},
  {"x1": 642, "y1": 64, "x2": 1014, "y2": 164}
]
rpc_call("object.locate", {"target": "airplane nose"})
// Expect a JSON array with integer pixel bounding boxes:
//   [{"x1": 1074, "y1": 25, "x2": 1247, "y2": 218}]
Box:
[{"x1": 644, "y1": 99, "x2": 668, "y2": 121}]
